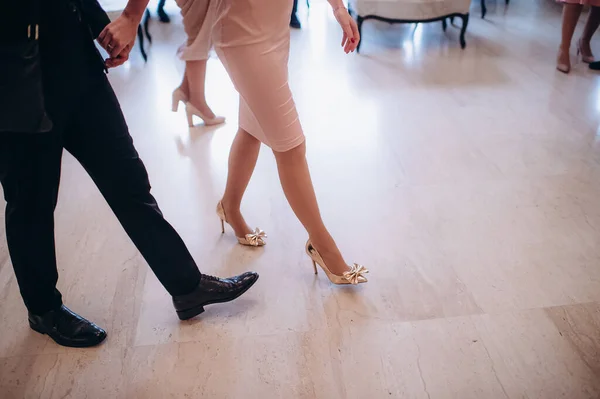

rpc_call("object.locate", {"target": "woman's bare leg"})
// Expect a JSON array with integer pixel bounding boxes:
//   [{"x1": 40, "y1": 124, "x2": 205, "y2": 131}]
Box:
[
  {"x1": 179, "y1": 60, "x2": 217, "y2": 119},
  {"x1": 273, "y1": 142, "x2": 349, "y2": 276},
  {"x1": 221, "y1": 128, "x2": 262, "y2": 236},
  {"x1": 558, "y1": 4, "x2": 584, "y2": 69},
  {"x1": 580, "y1": 6, "x2": 600, "y2": 58}
]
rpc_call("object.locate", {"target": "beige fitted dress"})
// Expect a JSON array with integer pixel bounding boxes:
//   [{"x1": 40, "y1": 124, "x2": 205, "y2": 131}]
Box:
[{"x1": 176, "y1": 0, "x2": 305, "y2": 152}]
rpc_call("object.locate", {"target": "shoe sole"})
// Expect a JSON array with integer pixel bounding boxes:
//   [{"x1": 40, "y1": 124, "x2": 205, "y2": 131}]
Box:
[
  {"x1": 29, "y1": 320, "x2": 108, "y2": 348},
  {"x1": 176, "y1": 275, "x2": 259, "y2": 321}
]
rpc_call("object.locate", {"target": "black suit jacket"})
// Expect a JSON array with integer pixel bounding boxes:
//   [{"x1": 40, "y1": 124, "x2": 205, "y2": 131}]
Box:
[
  {"x1": 0, "y1": 0, "x2": 110, "y2": 133},
  {"x1": 80, "y1": 0, "x2": 112, "y2": 39}
]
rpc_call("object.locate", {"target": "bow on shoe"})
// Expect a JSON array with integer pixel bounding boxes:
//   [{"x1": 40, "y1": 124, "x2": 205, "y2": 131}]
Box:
[
  {"x1": 343, "y1": 263, "x2": 369, "y2": 285},
  {"x1": 245, "y1": 228, "x2": 267, "y2": 246}
]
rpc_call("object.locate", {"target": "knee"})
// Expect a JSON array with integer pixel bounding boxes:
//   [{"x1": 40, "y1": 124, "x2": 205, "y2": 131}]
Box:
[
  {"x1": 2, "y1": 184, "x2": 59, "y2": 217},
  {"x1": 5, "y1": 197, "x2": 57, "y2": 223},
  {"x1": 273, "y1": 141, "x2": 306, "y2": 163},
  {"x1": 237, "y1": 128, "x2": 261, "y2": 144},
  {"x1": 99, "y1": 158, "x2": 153, "y2": 204}
]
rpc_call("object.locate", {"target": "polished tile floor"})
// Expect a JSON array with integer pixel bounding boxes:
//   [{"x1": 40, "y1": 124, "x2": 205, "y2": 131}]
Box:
[{"x1": 2, "y1": 0, "x2": 600, "y2": 398}]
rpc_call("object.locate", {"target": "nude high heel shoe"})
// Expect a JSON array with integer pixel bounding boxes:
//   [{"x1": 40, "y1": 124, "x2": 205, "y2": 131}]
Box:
[
  {"x1": 185, "y1": 103, "x2": 226, "y2": 127},
  {"x1": 172, "y1": 87, "x2": 226, "y2": 126},
  {"x1": 216, "y1": 201, "x2": 266, "y2": 247},
  {"x1": 305, "y1": 240, "x2": 368, "y2": 285}
]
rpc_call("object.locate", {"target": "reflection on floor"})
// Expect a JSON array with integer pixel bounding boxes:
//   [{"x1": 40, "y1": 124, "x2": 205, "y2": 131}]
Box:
[{"x1": 1, "y1": 1, "x2": 600, "y2": 397}]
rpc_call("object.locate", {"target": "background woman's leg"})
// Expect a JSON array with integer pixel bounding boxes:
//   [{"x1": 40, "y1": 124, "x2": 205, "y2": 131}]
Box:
[
  {"x1": 181, "y1": 60, "x2": 217, "y2": 119},
  {"x1": 580, "y1": 6, "x2": 600, "y2": 59},
  {"x1": 558, "y1": 3, "x2": 584, "y2": 69}
]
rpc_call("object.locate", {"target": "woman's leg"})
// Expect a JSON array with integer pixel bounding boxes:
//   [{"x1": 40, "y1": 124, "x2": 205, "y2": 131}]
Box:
[
  {"x1": 213, "y1": 6, "x2": 348, "y2": 272},
  {"x1": 580, "y1": 6, "x2": 600, "y2": 58},
  {"x1": 558, "y1": 3, "x2": 584, "y2": 68},
  {"x1": 221, "y1": 128, "x2": 262, "y2": 237},
  {"x1": 273, "y1": 142, "x2": 349, "y2": 276},
  {"x1": 180, "y1": 60, "x2": 217, "y2": 119}
]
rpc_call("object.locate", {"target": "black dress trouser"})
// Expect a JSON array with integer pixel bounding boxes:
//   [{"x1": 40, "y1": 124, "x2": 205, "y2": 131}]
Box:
[{"x1": 0, "y1": 1, "x2": 201, "y2": 316}]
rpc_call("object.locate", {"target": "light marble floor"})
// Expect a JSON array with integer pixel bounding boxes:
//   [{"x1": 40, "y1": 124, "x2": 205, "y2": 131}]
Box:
[{"x1": 2, "y1": 0, "x2": 600, "y2": 398}]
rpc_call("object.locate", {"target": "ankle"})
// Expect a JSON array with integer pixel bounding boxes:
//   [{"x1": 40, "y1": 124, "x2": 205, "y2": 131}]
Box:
[
  {"x1": 309, "y1": 235, "x2": 341, "y2": 257},
  {"x1": 177, "y1": 83, "x2": 189, "y2": 98},
  {"x1": 557, "y1": 48, "x2": 570, "y2": 63},
  {"x1": 579, "y1": 38, "x2": 594, "y2": 55},
  {"x1": 188, "y1": 93, "x2": 209, "y2": 109},
  {"x1": 221, "y1": 198, "x2": 241, "y2": 216}
]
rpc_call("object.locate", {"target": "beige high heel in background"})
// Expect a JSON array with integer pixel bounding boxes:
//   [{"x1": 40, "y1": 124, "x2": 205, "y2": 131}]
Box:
[
  {"x1": 216, "y1": 201, "x2": 266, "y2": 247},
  {"x1": 171, "y1": 87, "x2": 226, "y2": 127},
  {"x1": 185, "y1": 103, "x2": 226, "y2": 127},
  {"x1": 305, "y1": 240, "x2": 368, "y2": 285}
]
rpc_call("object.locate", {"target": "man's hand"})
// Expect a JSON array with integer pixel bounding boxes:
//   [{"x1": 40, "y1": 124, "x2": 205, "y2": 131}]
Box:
[
  {"x1": 98, "y1": 12, "x2": 139, "y2": 58},
  {"x1": 105, "y1": 44, "x2": 133, "y2": 68}
]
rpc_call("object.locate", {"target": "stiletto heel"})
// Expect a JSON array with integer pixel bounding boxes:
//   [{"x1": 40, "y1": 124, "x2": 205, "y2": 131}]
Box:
[
  {"x1": 185, "y1": 103, "x2": 226, "y2": 127},
  {"x1": 305, "y1": 240, "x2": 368, "y2": 285},
  {"x1": 216, "y1": 201, "x2": 266, "y2": 247}
]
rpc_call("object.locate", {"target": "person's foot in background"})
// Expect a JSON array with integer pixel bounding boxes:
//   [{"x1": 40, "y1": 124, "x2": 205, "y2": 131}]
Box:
[
  {"x1": 290, "y1": 14, "x2": 301, "y2": 29},
  {"x1": 157, "y1": 0, "x2": 170, "y2": 23},
  {"x1": 290, "y1": 0, "x2": 301, "y2": 29},
  {"x1": 590, "y1": 60, "x2": 600, "y2": 70}
]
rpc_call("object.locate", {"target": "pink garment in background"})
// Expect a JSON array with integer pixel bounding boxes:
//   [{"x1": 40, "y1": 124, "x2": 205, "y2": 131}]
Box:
[
  {"x1": 175, "y1": 0, "x2": 305, "y2": 152},
  {"x1": 175, "y1": 0, "x2": 216, "y2": 60}
]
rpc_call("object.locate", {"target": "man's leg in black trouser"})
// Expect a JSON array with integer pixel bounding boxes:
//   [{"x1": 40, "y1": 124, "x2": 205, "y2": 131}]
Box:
[
  {"x1": 62, "y1": 75, "x2": 201, "y2": 296},
  {"x1": 0, "y1": 133, "x2": 64, "y2": 315}
]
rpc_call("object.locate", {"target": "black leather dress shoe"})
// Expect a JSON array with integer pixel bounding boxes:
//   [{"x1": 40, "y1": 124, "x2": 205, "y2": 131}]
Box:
[
  {"x1": 28, "y1": 305, "x2": 107, "y2": 348},
  {"x1": 172, "y1": 272, "x2": 259, "y2": 320},
  {"x1": 590, "y1": 61, "x2": 600, "y2": 71},
  {"x1": 290, "y1": 14, "x2": 301, "y2": 29}
]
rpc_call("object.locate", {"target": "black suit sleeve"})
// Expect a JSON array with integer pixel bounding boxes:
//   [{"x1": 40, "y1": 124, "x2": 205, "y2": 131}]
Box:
[{"x1": 81, "y1": 0, "x2": 111, "y2": 39}]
